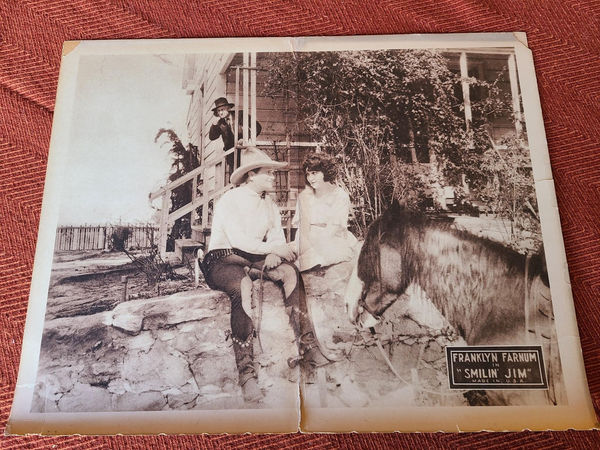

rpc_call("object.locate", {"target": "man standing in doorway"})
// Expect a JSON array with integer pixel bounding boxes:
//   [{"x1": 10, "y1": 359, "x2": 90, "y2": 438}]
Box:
[{"x1": 208, "y1": 97, "x2": 262, "y2": 183}]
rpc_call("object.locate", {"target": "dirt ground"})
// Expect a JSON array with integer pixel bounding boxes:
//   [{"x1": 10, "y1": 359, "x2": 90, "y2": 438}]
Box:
[{"x1": 46, "y1": 250, "x2": 197, "y2": 320}]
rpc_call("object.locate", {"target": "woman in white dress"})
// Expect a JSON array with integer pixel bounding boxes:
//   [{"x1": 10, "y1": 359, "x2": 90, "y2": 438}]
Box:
[{"x1": 293, "y1": 153, "x2": 359, "y2": 272}]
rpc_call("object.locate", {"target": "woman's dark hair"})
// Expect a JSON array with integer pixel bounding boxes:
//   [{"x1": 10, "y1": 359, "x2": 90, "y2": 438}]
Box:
[{"x1": 302, "y1": 152, "x2": 338, "y2": 183}]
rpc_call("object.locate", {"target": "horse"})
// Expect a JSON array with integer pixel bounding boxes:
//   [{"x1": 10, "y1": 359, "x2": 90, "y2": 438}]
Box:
[{"x1": 343, "y1": 201, "x2": 561, "y2": 405}]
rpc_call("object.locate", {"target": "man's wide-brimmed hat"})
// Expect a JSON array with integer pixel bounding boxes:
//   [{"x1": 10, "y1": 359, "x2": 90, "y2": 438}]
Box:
[
  {"x1": 230, "y1": 146, "x2": 287, "y2": 186},
  {"x1": 211, "y1": 97, "x2": 235, "y2": 116}
]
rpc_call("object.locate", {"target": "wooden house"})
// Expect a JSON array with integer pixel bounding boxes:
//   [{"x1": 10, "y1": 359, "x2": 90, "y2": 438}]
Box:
[{"x1": 150, "y1": 49, "x2": 523, "y2": 260}]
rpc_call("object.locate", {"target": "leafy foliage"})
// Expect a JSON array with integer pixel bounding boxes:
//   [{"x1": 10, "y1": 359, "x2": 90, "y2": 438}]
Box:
[
  {"x1": 123, "y1": 245, "x2": 183, "y2": 288},
  {"x1": 154, "y1": 128, "x2": 200, "y2": 251},
  {"x1": 479, "y1": 135, "x2": 541, "y2": 251},
  {"x1": 263, "y1": 49, "x2": 537, "y2": 250}
]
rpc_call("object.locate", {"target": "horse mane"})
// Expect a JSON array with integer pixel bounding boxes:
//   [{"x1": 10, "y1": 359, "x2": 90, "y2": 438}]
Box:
[{"x1": 357, "y1": 201, "x2": 428, "y2": 315}]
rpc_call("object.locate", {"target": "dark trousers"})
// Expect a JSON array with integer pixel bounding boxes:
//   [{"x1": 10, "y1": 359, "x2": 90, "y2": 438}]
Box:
[{"x1": 205, "y1": 251, "x2": 306, "y2": 342}]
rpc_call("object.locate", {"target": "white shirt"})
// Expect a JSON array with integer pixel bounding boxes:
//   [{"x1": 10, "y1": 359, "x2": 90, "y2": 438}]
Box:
[
  {"x1": 208, "y1": 185, "x2": 286, "y2": 255},
  {"x1": 292, "y1": 186, "x2": 351, "y2": 228}
]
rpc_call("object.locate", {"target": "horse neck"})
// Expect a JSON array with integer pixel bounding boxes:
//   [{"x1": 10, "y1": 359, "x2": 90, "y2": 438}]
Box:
[{"x1": 409, "y1": 224, "x2": 530, "y2": 344}]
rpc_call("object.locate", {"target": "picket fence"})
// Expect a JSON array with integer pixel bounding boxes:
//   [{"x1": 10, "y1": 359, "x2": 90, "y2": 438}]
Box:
[{"x1": 54, "y1": 225, "x2": 158, "y2": 251}]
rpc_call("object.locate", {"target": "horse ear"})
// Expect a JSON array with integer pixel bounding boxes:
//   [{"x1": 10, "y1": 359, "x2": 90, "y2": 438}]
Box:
[{"x1": 384, "y1": 198, "x2": 403, "y2": 219}]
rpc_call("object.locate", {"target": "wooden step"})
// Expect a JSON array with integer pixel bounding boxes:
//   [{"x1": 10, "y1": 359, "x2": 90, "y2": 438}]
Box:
[{"x1": 174, "y1": 239, "x2": 204, "y2": 264}]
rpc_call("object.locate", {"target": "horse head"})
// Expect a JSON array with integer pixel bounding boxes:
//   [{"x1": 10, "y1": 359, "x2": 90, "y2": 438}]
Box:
[{"x1": 344, "y1": 200, "x2": 411, "y2": 327}]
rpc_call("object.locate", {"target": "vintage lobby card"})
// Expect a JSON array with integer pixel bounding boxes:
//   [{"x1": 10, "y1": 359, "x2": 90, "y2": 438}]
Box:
[{"x1": 7, "y1": 33, "x2": 598, "y2": 434}]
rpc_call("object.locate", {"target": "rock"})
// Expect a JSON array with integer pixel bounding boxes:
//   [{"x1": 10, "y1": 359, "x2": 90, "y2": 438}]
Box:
[
  {"x1": 120, "y1": 340, "x2": 193, "y2": 393},
  {"x1": 163, "y1": 379, "x2": 200, "y2": 408},
  {"x1": 31, "y1": 374, "x2": 66, "y2": 413},
  {"x1": 179, "y1": 322, "x2": 200, "y2": 333},
  {"x1": 35, "y1": 284, "x2": 240, "y2": 412},
  {"x1": 163, "y1": 387, "x2": 183, "y2": 396},
  {"x1": 391, "y1": 313, "x2": 427, "y2": 337},
  {"x1": 140, "y1": 311, "x2": 170, "y2": 331},
  {"x1": 196, "y1": 384, "x2": 235, "y2": 405},
  {"x1": 422, "y1": 341, "x2": 443, "y2": 363},
  {"x1": 113, "y1": 391, "x2": 167, "y2": 411},
  {"x1": 128, "y1": 332, "x2": 155, "y2": 352},
  {"x1": 81, "y1": 360, "x2": 119, "y2": 388},
  {"x1": 107, "y1": 378, "x2": 131, "y2": 395},
  {"x1": 329, "y1": 375, "x2": 370, "y2": 407},
  {"x1": 41, "y1": 255, "x2": 443, "y2": 412},
  {"x1": 107, "y1": 290, "x2": 227, "y2": 335},
  {"x1": 380, "y1": 385, "x2": 415, "y2": 406},
  {"x1": 43, "y1": 313, "x2": 112, "y2": 351},
  {"x1": 39, "y1": 367, "x2": 77, "y2": 396},
  {"x1": 167, "y1": 392, "x2": 198, "y2": 410},
  {"x1": 303, "y1": 259, "x2": 356, "y2": 298},
  {"x1": 109, "y1": 313, "x2": 143, "y2": 335},
  {"x1": 189, "y1": 345, "x2": 237, "y2": 393},
  {"x1": 402, "y1": 337, "x2": 417, "y2": 346},
  {"x1": 91, "y1": 361, "x2": 117, "y2": 376},
  {"x1": 170, "y1": 328, "x2": 201, "y2": 354},
  {"x1": 301, "y1": 261, "x2": 357, "y2": 359},
  {"x1": 158, "y1": 330, "x2": 177, "y2": 342},
  {"x1": 57, "y1": 383, "x2": 113, "y2": 412}
]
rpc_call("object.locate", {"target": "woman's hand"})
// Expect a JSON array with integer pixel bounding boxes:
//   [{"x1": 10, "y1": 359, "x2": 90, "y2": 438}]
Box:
[
  {"x1": 272, "y1": 244, "x2": 296, "y2": 261},
  {"x1": 264, "y1": 254, "x2": 282, "y2": 269}
]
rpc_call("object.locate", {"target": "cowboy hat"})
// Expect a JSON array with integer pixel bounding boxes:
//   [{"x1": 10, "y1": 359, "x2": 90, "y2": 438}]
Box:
[
  {"x1": 230, "y1": 146, "x2": 287, "y2": 185},
  {"x1": 211, "y1": 97, "x2": 235, "y2": 116}
]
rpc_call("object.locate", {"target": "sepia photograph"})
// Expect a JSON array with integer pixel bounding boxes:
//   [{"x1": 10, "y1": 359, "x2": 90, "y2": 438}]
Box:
[{"x1": 7, "y1": 34, "x2": 596, "y2": 434}]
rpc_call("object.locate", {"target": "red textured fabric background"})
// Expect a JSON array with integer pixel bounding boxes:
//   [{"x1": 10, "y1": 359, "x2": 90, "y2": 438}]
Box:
[{"x1": 1, "y1": 0, "x2": 599, "y2": 447}]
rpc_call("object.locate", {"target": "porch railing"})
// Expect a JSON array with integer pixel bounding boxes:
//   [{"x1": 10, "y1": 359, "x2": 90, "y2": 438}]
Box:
[{"x1": 149, "y1": 51, "x2": 321, "y2": 258}]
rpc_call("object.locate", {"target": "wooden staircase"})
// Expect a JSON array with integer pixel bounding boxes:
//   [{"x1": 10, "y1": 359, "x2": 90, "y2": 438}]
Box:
[{"x1": 149, "y1": 51, "x2": 320, "y2": 262}]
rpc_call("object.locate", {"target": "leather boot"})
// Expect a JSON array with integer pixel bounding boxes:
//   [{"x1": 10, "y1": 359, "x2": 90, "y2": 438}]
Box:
[
  {"x1": 231, "y1": 333, "x2": 261, "y2": 403},
  {"x1": 286, "y1": 306, "x2": 330, "y2": 368}
]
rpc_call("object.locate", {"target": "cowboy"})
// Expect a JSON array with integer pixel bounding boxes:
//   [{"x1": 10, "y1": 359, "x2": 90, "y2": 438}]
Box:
[{"x1": 202, "y1": 146, "x2": 330, "y2": 403}]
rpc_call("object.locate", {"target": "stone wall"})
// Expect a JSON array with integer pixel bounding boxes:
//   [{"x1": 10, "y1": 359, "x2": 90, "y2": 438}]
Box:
[{"x1": 33, "y1": 282, "x2": 299, "y2": 412}]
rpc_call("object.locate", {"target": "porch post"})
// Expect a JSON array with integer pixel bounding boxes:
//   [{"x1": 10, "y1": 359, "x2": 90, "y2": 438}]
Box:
[
  {"x1": 235, "y1": 66, "x2": 240, "y2": 149},
  {"x1": 250, "y1": 52, "x2": 257, "y2": 143},
  {"x1": 243, "y1": 53, "x2": 249, "y2": 145},
  {"x1": 508, "y1": 53, "x2": 523, "y2": 137},
  {"x1": 192, "y1": 171, "x2": 198, "y2": 227},
  {"x1": 159, "y1": 191, "x2": 169, "y2": 259},
  {"x1": 459, "y1": 52, "x2": 472, "y2": 130}
]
